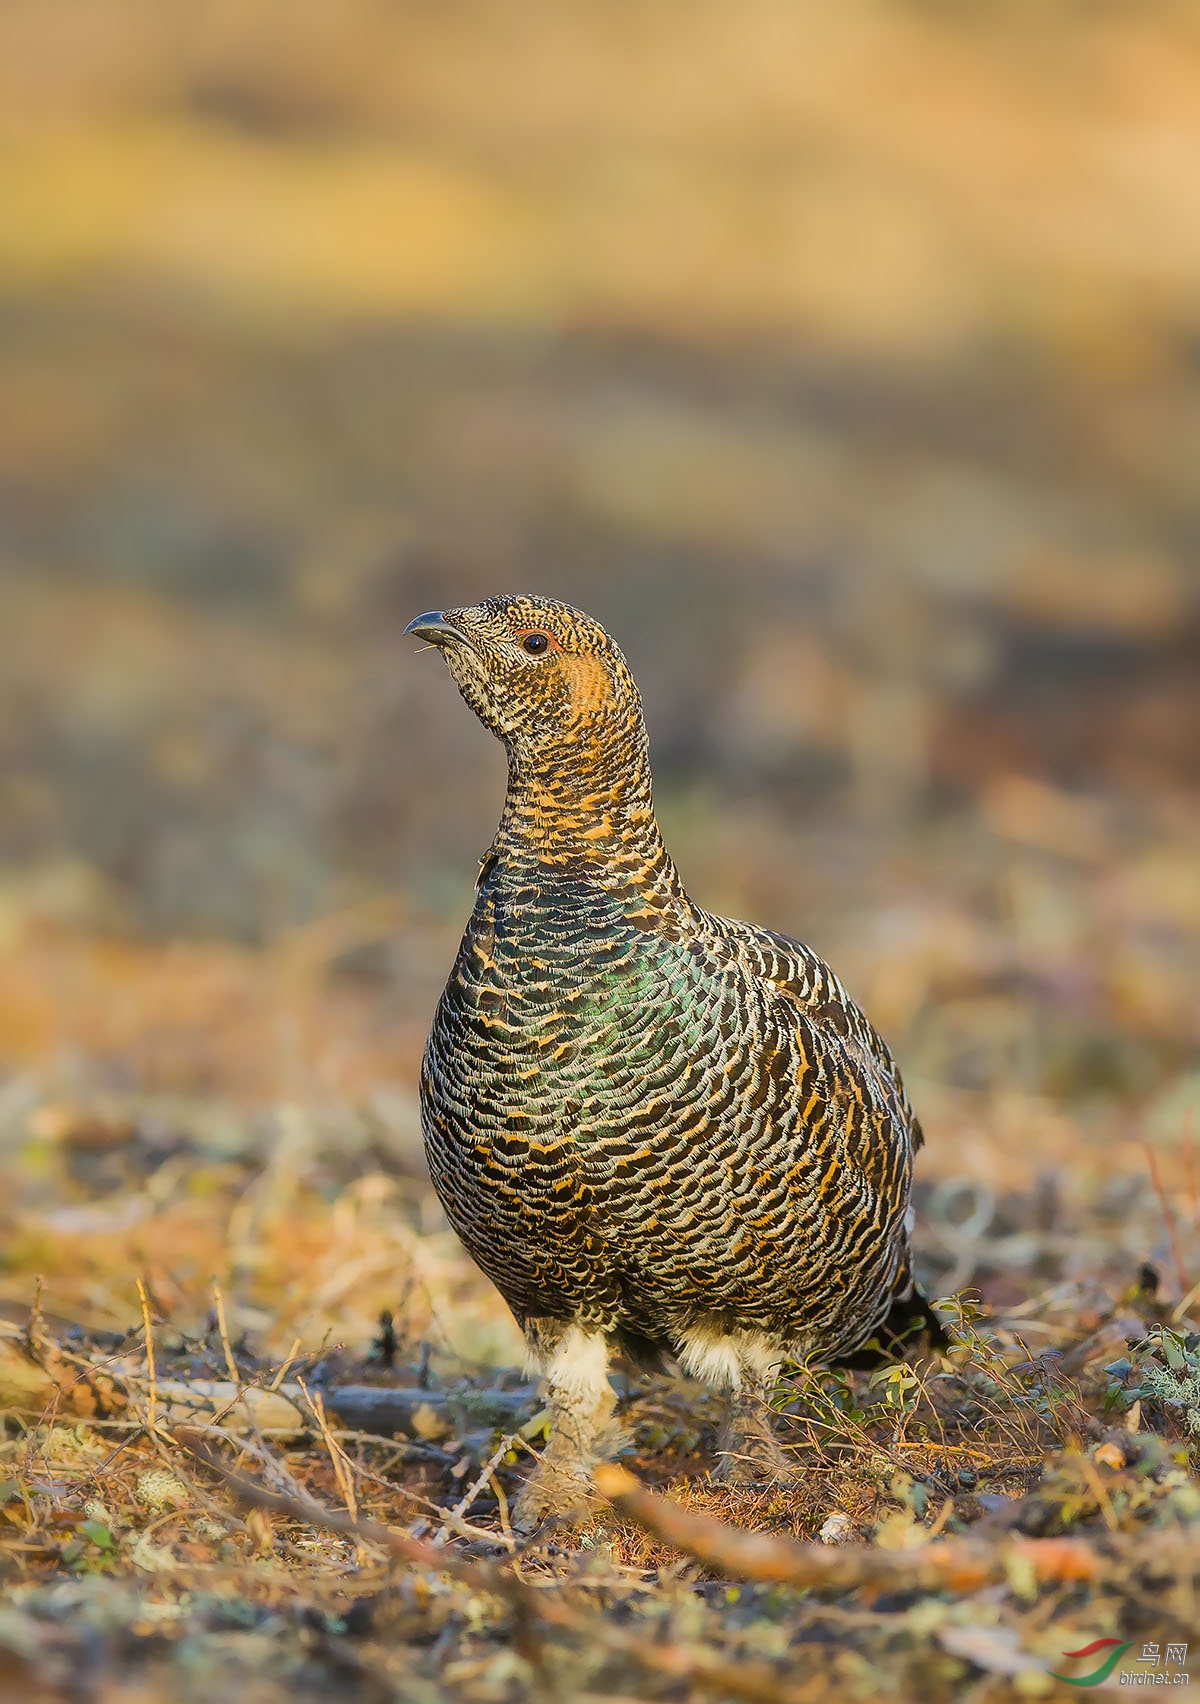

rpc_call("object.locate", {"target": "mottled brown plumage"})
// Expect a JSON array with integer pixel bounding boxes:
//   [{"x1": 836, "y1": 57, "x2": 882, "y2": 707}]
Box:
[{"x1": 406, "y1": 595, "x2": 944, "y2": 1526}]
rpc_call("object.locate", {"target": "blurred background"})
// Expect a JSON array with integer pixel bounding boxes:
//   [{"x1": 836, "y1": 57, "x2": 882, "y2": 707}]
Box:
[{"x1": 1, "y1": 0, "x2": 1198, "y2": 1358}]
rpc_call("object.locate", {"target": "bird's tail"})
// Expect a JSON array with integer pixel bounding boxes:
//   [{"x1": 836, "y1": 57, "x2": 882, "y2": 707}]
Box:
[{"x1": 836, "y1": 1265, "x2": 951, "y2": 1370}]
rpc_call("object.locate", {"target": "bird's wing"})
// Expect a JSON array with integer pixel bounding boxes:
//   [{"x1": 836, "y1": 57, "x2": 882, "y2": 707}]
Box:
[
  {"x1": 707, "y1": 912, "x2": 947, "y2": 1357},
  {"x1": 706, "y1": 914, "x2": 925, "y2": 1153}
]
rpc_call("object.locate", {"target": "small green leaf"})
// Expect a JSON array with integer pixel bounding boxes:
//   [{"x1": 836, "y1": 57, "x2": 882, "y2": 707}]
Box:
[{"x1": 1162, "y1": 1332, "x2": 1187, "y2": 1371}]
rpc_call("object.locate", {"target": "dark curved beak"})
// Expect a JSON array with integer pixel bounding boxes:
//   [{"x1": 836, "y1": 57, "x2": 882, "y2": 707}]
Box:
[{"x1": 404, "y1": 611, "x2": 463, "y2": 647}]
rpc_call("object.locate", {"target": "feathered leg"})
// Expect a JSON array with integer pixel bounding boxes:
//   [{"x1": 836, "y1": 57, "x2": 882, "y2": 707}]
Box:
[
  {"x1": 677, "y1": 1327, "x2": 799, "y2": 1485},
  {"x1": 715, "y1": 1371, "x2": 798, "y2": 1485},
  {"x1": 513, "y1": 1321, "x2": 619, "y2": 1532}
]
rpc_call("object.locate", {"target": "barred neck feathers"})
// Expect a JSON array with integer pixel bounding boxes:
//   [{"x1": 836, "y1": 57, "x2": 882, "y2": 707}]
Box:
[
  {"x1": 495, "y1": 684, "x2": 679, "y2": 894},
  {"x1": 407, "y1": 593, "x2": 686, "y2": 903}
]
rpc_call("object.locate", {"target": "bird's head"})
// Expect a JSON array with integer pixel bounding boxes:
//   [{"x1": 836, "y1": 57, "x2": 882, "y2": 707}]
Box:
[{"x1": 405, "y1": 595, "x2": 646, "y2": 778}]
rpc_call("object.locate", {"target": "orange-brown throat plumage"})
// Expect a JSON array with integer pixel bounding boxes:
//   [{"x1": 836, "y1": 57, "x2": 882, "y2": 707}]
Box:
[{"x1": 408, "y1": 593, "x2": 679, "y2": 889}]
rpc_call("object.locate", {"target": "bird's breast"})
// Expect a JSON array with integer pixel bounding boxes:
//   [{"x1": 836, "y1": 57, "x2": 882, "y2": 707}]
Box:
[
  {"x1": 425, "y1": 877, "x2": 733, "y2": 1148},
  {"x1": 454, "y1": 886, "x2": 670, "y2": 1042}
]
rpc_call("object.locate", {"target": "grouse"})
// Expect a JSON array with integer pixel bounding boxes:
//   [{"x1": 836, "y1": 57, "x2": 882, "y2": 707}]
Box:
[{"x1": 406, "y1": 595, "x2": 945, "y2": 1528}]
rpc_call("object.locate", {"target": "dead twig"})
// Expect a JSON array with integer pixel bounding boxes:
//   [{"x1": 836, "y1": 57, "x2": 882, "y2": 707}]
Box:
[
  {"x1": 437, "y1": 1431, "x2": 521, "y2": 1543},
  {"x1": 177, "y1": 1429, "x2": 525, "y2": 1589},
  {"x1": 136, "y1": 1277, "x2": 158, "y2": 1437},
  {"x1": 210, "y1": 1281, "x2": 241, "y2": 1386},
  {"x1": 297, "y1": 1375, "x2": 359, "y2": 1523},
  {"x1": 268, "y1": 1336, "x2": 303, "y2": 1394},
  {"x1": 594, "y1": 1464, "x2": 1102, "y2": 1594},
  {"x1": 1144, "y1": 1142, "x2": 1191, "y2": 1296}
]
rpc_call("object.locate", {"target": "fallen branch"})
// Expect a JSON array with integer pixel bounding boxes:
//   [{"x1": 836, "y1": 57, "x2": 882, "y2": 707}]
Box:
[
  {"x1": 323, "y1": 1382, "x2": 535, "y2": 1439},
  {"x1": 594, "y1": 1464, "x2": 1102, "y2": 1594},
  {"x1": 0, "y1": 1326, "x2": 533, "y2": 1439}
]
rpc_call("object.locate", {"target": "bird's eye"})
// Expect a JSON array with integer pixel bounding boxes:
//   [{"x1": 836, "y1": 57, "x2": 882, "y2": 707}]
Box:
[{"x1": 521, "y1": 631, "x2": 551, "y2": 655}]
